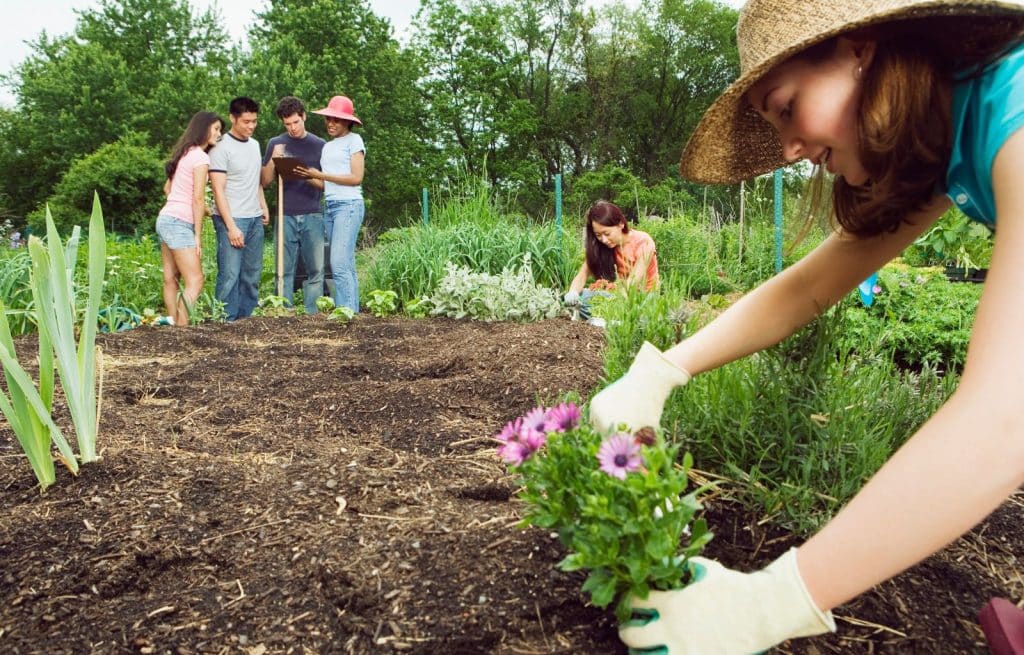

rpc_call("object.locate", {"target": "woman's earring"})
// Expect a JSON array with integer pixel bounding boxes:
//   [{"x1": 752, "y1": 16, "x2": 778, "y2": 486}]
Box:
[{"x1": 855, "y1": 65, "x2": 863, "y2": 80}]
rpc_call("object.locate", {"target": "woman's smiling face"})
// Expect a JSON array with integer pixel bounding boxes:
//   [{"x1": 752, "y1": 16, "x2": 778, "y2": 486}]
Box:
[{"x1": 747, "y1": 37, "x2": 875, "y2": 187}]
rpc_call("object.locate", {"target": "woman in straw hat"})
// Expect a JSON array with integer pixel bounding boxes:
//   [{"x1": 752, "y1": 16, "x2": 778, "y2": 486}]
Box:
[
  {"x1": 296, "y1": 95, "x2": 365, "y2": 312},
  {"x1": 590, "y1": 0, "x2": 1024, "y2": 652}
]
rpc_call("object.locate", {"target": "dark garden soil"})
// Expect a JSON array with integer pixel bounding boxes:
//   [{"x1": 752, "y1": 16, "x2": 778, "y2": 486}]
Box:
[{"x1": 0, "y1": 315, "x2": 1021, "y2": 654}]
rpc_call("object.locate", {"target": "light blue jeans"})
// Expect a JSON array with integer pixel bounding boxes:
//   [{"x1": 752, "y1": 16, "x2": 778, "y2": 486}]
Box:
[
  {"x1": 213, "y1": 215, "x2": 264, "y2": 321},
  {"x1": 276, "y1": 212, "x2": 325, "y2": 314},
  {"x1": 324, "y1": 199, "x2": 364, "y2": 312}
]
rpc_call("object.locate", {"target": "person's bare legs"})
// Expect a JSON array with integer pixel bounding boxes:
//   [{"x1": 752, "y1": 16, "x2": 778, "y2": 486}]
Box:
[
  {"x1": 169, "y1": 246, "x2": 204, "y2": 326},
  {"x1": 160, "y1": 243, "x2": 182, "y2": 321}
]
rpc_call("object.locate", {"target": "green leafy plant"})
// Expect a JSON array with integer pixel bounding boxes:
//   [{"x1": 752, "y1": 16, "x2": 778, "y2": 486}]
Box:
[
  {"x1": 254, "y1": 295, "x2": 294, "y2": 318},
  {"x1": 404, "y1": 296, "x2": 430, "y2": 318},
  {"x1": 426, "y1": 253, "x2": 562, "y2": 322},
  {"x1": 315, "y1": 295, "x2": 336, "y2": 313},
  {"x1": 328, "y1": 306, "x2": 355, "y2": 323},
  {"x1": 497, "y1": 403, "x2": 711, "y2": 621},
  {"x1": 909, "y1": 209, "x2": 992, "y2": 271},
  {"x1": 366, "y1": 289, "x2": 398, "y2": 317}
]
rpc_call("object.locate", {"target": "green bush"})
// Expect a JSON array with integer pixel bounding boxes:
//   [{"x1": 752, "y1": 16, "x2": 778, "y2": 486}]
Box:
[
  {"x1": 841, "y1": 263, "x2": 980, "y2": 372},
  {"x1": 29, "y1": 138, "x2": 165, "y2": 237}
]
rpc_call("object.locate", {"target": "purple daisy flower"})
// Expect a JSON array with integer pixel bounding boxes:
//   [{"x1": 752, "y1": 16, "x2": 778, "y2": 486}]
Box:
[
  {"x1": 543, "y1": 402, "x2": 581, "y2": 433},
  {"x1": 495, "y1": 417, "x2": 523, "y2": 444},
  {"x1": 498, "y1": 440, "x2": 530, "y2": 465},
  {"x1": 497, "y1": 424, "x2": 548, "y2": 465},
  {"x1": 597, "y1": 433, "x2": 643, "y2": 480},
  {"x1": 521, "y1": 406, "x2": 548, "y2": 432}
]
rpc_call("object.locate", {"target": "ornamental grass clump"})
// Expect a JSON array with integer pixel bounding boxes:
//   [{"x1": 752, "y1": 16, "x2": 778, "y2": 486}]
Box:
[
  {"x1": 0, "y1": 196, "x2": 106, "y2": 489},
  {"x1": 496, "y1": 403, "x2": 712, "y2": 621}
]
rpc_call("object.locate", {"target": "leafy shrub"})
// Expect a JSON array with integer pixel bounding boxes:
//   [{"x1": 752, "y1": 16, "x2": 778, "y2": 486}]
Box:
[
  {"x1": 29, "y1": 138, "x2": 165, "y2": 237},
  {"x1": 366, "y1": 289, "x2": 398, "y2": 317},
  {"x1": 904, "y1": 208, "x2": 993, "y2": 269},
  {"x1": 841, "y1": 262, "x2": 980, "y2": 371},
  {"x1": 426, "y1": 254, "x2": 562, "y2": 322}
]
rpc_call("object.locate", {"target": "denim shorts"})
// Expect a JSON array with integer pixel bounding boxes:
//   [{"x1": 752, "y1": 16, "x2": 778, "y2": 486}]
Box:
[{"x1": 156, "y1": 215, "x2": 198, "y2": 250}]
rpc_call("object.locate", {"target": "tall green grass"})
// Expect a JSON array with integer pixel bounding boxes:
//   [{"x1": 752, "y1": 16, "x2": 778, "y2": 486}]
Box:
[{"x1": 363, "y1": 180, "x2": 578, "y2": 306}]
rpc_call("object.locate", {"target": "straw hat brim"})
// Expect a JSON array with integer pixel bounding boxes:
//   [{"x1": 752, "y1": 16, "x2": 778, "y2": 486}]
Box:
[{"x1": 680, "y1": 0, "x2": 1024, "y2": 184}]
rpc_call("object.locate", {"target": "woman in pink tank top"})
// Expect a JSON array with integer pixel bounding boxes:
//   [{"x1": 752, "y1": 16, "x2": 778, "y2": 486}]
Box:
[{"x1": 156, "y1": 112, "x2": 223, "y2": 326}]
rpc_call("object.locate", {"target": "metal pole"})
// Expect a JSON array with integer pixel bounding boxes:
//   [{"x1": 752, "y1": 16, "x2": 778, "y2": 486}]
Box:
[
  {"x1": 422, "y1": 188, "x2": 429, "y2": 225},
  {"x1": 276, "y1": 174, "x2": 284, "y2": 297},
  {"x1": 773, "y1": 169, "x2": 783, "y2": 273},
  {"x1": 554, "y1": 174, "x2": 563, "y2": 237}
]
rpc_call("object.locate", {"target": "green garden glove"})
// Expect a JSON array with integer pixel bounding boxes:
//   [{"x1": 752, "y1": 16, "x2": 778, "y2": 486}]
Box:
[
  {"x1": 589, "y1": 341, "x2": 691, "y2": 434},
  {"x1": 619, "y1": 549, "x2": 836, "y2": 655}
]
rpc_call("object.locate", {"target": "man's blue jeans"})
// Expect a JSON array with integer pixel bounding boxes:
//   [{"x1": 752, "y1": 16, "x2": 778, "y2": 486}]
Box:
[
  {"x1": 213, "y1": 215, "x2": 264, "y2": 321},
  {"x1": 324, "y1": 199, "x2": 364, "y2": 312},
  {"x1": 276, "y1": 212, "x2": 325, "y2": 314}
]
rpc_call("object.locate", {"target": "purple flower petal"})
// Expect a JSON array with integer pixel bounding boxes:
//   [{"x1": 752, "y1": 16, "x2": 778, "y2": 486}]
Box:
[
  {"x1": 597, "y1": 433, "x2": 642, "y2": 480},
  {"x1": 521, "y1": 406, "x2": 548, "y2": 432},
  {"x1": 543, "y1": 402, "x2": 581, "y2": 432},
  {"x1": 495, "y1": 417, "x2": 522, "y2": 443}
]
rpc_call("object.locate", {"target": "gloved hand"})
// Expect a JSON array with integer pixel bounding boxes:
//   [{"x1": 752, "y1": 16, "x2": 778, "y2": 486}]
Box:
[
  {"x1": 589, "y1": 341, "x2": 691, "y2": 433},
  {"x1": 619, "y1": 549, "x2": 836, "y2": 655},
  {"x1": 563, "y1": 290, "x2": 581, "y2": 306}
]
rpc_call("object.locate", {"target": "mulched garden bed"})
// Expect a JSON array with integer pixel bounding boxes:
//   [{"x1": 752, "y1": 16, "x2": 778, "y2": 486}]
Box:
[{"x1": 0, "y1": 315, "x2": 1020, "y2": 654}]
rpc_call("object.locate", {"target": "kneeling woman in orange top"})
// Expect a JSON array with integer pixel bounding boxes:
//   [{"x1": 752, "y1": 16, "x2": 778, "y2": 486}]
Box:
[{"x1": 564, "y1": 201, "x2": 659, "y2": 319}]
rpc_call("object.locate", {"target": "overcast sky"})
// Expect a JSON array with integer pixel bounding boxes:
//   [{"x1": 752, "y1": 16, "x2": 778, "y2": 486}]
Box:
[{"x1": 0, "y1": 0, "x2": 743, "y2": 108}]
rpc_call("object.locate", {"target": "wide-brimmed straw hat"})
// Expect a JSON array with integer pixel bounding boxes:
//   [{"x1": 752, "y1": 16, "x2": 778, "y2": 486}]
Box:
[
  {"x1": 312, "y1": 95, "x2": 362, "y2": 126},
  {"x1": 679, "y1": 0, "x2": 1024, "y2": 184}
]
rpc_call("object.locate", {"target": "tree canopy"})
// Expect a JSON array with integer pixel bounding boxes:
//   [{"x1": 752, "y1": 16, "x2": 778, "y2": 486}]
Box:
[{"x1": 0, "y1": 0, "x2": 740, "y2": 233}]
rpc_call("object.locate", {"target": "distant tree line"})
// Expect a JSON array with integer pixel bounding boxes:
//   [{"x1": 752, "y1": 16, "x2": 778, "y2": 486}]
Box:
[{"x1": 0, "y1": 0, "x2": 745, "y2": 235}]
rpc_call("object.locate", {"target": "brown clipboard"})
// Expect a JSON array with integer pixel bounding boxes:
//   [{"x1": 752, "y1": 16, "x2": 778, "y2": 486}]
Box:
[{"x1": 272, "y1": 156, "x2": 305, "y2": 180}]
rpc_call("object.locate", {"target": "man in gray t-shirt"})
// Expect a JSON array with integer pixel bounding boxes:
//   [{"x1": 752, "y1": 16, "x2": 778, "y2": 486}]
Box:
[{"x1": 210, "y1": 96, "x2": 269, "y2": 321}]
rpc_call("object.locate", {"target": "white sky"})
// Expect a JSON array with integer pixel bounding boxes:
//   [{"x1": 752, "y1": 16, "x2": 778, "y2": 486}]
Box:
[{"x1": 0, "y1": 0, "x2": 743, "y2": 108}]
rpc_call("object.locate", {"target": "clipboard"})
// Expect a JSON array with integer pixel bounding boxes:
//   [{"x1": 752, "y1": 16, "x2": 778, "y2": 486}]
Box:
[{"x1": 272, "y1": 156, "x2": 306, "y2": 180}]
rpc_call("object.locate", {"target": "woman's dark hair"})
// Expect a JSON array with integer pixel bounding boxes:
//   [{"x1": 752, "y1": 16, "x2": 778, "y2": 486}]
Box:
[
  {"x1": 585, "y1": 201, "x2": 629, "y2": 282},
  {"x1": 165, "y1": 111, "x2": 224, "y2": 180},
  {"x1": 800, "y1": 16, "x2": 1024, "y2": 238}
]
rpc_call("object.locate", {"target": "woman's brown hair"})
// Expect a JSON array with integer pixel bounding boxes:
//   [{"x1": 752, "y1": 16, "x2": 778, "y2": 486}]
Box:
[
  {"x1": 165, "y1": 111, "x2": 224, "y2": 180},
  {"x1": 585, "y1": 201, "x2": 629, "y2": 282},
  {"x1": 800, "y1": 16, "x2": 1024, "y2": 239}
]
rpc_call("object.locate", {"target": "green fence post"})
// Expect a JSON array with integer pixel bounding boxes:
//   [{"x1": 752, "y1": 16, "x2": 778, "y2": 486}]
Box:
[
  {"x1": 773, "y1": 169, "x2": 783, "y2": 273},
  {"x1": 554, "y1": 174, "x2": 563, "y2": 238},
  {"x1": 421, "y1": 188, "x2": 429, "y2": 225}
]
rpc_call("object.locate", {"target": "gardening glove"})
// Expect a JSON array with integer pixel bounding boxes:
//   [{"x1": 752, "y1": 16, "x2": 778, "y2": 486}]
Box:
[
  {"x1": 619, "y1": 549, "x2": 836, "y2": 655},
  {"x1": 564, "y1": 290, "x2": 581, "y2": 306},
  {"x1": 589, "y1": 341, "x2": 690, "y2": 434}
]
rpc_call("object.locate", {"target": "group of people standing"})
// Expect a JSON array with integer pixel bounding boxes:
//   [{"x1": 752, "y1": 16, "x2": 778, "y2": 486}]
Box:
[{"x1": 155, "y1": 94, "x2": 366, "y2": 325}]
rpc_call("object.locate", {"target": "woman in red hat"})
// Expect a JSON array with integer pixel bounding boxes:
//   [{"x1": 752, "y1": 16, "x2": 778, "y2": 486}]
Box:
[{"x1": 296, "y1": 95, "x2": 365, "y2": 312}]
